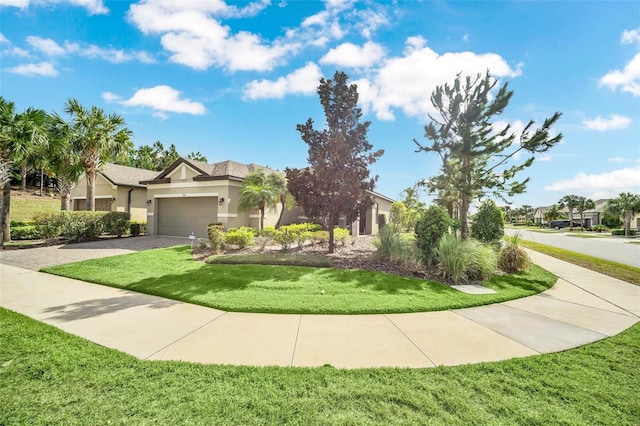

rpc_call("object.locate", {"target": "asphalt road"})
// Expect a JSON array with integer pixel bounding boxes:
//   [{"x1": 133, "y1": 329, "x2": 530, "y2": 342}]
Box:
[{"x1": 505, "y1": 228, "x2": 640, "y2": 268}]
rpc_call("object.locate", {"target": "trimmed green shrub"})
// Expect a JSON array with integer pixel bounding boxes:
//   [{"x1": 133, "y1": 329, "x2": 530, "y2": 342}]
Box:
[
  {"x1": 61, "y1": 211, "x2": 105, "y2": 241},
  {"x1": 225, "y1": 227, "x2": 255, "y2": 248},
  {"x1": 415, "y1": 205, "x2": 451, "y2": 266},
  {"x1": 102, "y1": 212, "x2": 130, "y2": 237},
  {"x1": 10, "y1": 220, "x2": 35, "y2": 227},
  {"x1": 10, "y1": 225, "x2": 40, "y2": 240},
  {"x1": 333, "y1": 227, "x2": 350, "y2": 246},
  {"x1": 611, "y1": 229, "x2": 636, "y2": 236},
  {"x1": 499, "y1": 234, "x2": 531, "y2": 273},
  {"x1": 207, "y1": 223, "x2": 225, "y2": 253},
  {"x1": 274, "y1": 228, "x2": 295, "y2": 252},
  {"x1": 129, "y1": 221, "x2": 146, "y2": 236},
  {"x1": 591, "y1": 224, "x2": 607, "y2": 233},
  {"x1": 471, "y1": 199, "x2": 504, "y2": 248},
  {"x1": 33, "y1": 212, "x2": 65, "y2": 243}
]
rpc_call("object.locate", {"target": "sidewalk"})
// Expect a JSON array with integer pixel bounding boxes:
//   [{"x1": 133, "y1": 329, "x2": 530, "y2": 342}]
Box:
[{"x1": 1, "y1": 250, "x2": 638, "y2": 369}]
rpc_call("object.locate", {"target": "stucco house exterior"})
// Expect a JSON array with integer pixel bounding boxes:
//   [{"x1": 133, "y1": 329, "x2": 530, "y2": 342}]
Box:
[
  {"x1": 141, "y1": 157, "x2": 394, "y2": 238},
  {"x1": 70, "y1": 163, "x2": 159, "y2": 222}
]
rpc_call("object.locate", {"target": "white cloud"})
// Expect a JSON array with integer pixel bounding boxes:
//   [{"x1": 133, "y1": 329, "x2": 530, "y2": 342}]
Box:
[
  {"x1": 26, "y1": 36, "x2": 66, "y2": 56},
  {"x1": 538, "y1": 153, "x2": 552, "y2": 162},
  {"x1": 608, "y1": 156, "x2": 629, "y2": 163},
  {"x1": 243, "y1": 62, "x2": 322, "y2": 100},
  {"x1": 356, "y1": 36, "x2": 522, "y2": 121},
  {"x1": 354, "y1": 7, "x2": 389, "y2": 39},
  {"x1": 5, "y1": 61, "x2": 57, "y2": 76},
  {"x1": 320, "y1": 41, "x2": 385, "y2": 68},
  {"x1": 599, "y1": 52, "x2": 640, "y2": 96},
  {"x1": 544, "y1": 166, "x2": 640, "y2": 199},
  {"x1": 111, "y1": 85, "x2": 206, "y2": 118},
  {"x1": 0, "y1": 33, "x2": 9, "y2": 44},
  {"x1": 64, "y1": 41, "x2": 155, "y2": 63},
  {"x1": 621, "y1": 28, "x2": 640, "y2": 45},
  {"x1": 0, "y1": 0, "x2": 108, "y2": 15},
  {"x1": 583, "y1": 114, "x2": 632, "y2": 131},
  {"x1": 127, "y1": 0, "x2": 294, "y2": 72}
]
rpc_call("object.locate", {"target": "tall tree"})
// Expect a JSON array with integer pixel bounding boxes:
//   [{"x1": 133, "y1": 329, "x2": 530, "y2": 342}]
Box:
[
  {"x1": 575, "y1": 196, "x2": 595, "y2": 229},
  {"x1": 62, "y1": 99, "x2": 132, "y2": 211},
  {"x1": 606, "y1": 193, "x2": 640, "y2": 236},
  {"x1": 558, "y1": 195, "x2": 581, "y2": 230},
  {"x1": 521, "y1": 204, "x2": 533, "y2": 224},
  {"x1": 543, "y1": 204, "x2": 565, "y2": 223},
  {"x1": 0, "y1": 97, "x2": 16, "y2": 244},
  {"x1": 286, "y1": 71, "x2": 384, "y2": 253},
  {"x1": 238, "y1": 170, "x2": 284, "y2": 230},
  {"x1": 415, "y1": 72, "x2": 562, "y2": 238},
  {"x1": 11, "y1": 108, "x2": 49, "y2": 190},
  {"x1": 48, "y1": 113, "x2": 85, "y2": 210}
]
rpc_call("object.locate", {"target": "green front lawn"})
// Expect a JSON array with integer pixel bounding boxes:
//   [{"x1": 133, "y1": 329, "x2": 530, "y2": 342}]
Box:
[
  {"x1": 9, "y1": 196, "x2": 59, "y2": 222},
  {"x1": 42, "y1": 246, "x2": 556, "y2": 314},
  {"x1": 1, "y1": 308, "x2": 638, "y2": 424}
]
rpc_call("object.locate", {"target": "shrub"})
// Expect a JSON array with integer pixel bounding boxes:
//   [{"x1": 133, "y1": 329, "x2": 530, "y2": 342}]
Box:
[
  {"x1": 33, "y1": 212, "x2": 65, "y2": 243},
  {"x1": 499, "y1": 234, "x2": 531, "y2": 273},
  {"x1": 129, "y1": 221, "x2": 146, "y2": 236},
  {"x1": 10, "y1": 225, "x2": 40, "y2": 240},
  {"x1": 207, "y1": 223, "x2": 225, "y2": 254},
  {"x1": 591, "y1": 224, "x2": 607, "y2": 233},
  {"x1": 378, "y1": 213, "x2": 386, "y2": 229},
  {"x1": 225, "y1": 227, "x2": 255, "y2": 248},
  {"x1": 375, "y1": 226, "x2": 423, "y2": 271},
  {"x1": 435, "y1": 234, "x2": 497, "y2": 284},
  {"x1": 471, "y1": 199, "x2": 504, "y2": 248},
  {"x1": 273, "y1": 228, "x2": 295, "y2": 252},
  {"x1": 102, "y1": 212, "x2": 130, "y2": 237},
  {"x1": 415, "y1": 205, "x2": 451, "y2": 266},
  {"x1": 611, "y1": 229, "x2": 636, "y2": 236},
  {"x1": 10, "y1": 220, "x2": 35, "y2": 227},
  {"x1": 312, "y1": 230, "x2": 329, "y2": 245},
  {"x1": 61, "y1": 211, "x2": 105, "y2": 241},
  {"x1": 333, "y1": 227, "x2": 350, "y2": 246},
  {"x1": 389, "y1": 202, "x2": 407, "y2": 231}
]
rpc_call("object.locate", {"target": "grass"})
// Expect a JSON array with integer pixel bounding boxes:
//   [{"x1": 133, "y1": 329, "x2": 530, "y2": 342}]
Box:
[
  {"x1": 42, "y1": 246, "x2": 556, "y2": 314},
  {"x1": 9, "y1": 196, "x2": 59, "y2": 222},
  {"x1": 519, "y1": 239, "x2": 640, "y2": 285},
  {"x1": 628, "y1": 241, "x2": 640, "y2": 245},
  {"x1": 1, "y1": 308, "x2": 638, "y2": 424},
  {"x1": 208, "y1": 253, "x2": 335, "y2": 267},
  {"x1": 564, "y1": 234, "x2": 604, "y2": 239}
]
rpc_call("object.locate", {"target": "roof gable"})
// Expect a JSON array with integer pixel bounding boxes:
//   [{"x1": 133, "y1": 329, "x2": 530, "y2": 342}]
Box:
[{"x1": 99, "y1": 163, "x2": 159, "y2": 188}]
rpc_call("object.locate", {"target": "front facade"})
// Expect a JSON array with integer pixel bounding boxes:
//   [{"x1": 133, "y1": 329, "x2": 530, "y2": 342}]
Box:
[
  {"x1": 142, "y1": 158, "x2": 282, "y2": 238},
  {"x1": 70, "y1": 163, "x2": 159, "y2": 222}
]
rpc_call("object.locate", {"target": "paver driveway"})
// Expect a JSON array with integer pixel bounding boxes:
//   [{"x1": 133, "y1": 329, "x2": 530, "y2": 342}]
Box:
[{"x1": 0, "y1": 236, "x2": 187, "y2": 270}]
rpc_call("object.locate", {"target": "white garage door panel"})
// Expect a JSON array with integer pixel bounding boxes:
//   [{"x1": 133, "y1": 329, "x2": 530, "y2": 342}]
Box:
[{"x1": 157, "y1": 197, "x2": 217, "y2": 238}]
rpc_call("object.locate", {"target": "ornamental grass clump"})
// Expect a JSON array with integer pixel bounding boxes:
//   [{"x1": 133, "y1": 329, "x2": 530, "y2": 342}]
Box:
[
  {"x1": 435, "y1": 234, "x2": 497, "y2": 285},
  {"x1": 499, "y1": 233, "x2": 531, "y2": 273}
]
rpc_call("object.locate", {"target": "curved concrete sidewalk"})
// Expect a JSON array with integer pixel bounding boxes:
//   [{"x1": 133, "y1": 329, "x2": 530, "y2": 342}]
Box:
[{"x1": 1, "y1": 249, "x2": 638, "y2": 369}]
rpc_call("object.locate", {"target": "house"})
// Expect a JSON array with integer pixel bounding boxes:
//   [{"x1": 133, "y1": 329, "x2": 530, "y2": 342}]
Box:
[
  {"x1": 141, "y1": 158, "x2": 282, "y2": 238},
  {"x1": 533, "y1": 206, "x2": 551, "y2": 225},
  {"x1": 142, "y1": 157, "x2": 395, "y2": 238},
  {"x1": 70, "y1": 163, "x2": 159, "y2": 222}
]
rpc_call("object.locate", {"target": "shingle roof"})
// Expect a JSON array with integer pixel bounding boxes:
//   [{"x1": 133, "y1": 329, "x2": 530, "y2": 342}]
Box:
[
  {"x1": 153, "y1": 158, "x2": 280, "y2": 181},
  {"x1": 100, "y1": 163, "x2": 160, "y2": 187}
]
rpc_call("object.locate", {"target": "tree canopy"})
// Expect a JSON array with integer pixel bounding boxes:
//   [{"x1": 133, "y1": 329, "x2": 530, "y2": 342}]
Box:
[
  {"x1": 415, "y1": 71, "x2": 562, "y2": 238},
  {"x1": 286, "y1": 71, "x2": 383, "y2": 253},
  {"x1": 606, "y1": 193, "x2": 640, "y2": 236},
  {"x1": 237, "y1": 170, "x2": 286, "y2": 230}
]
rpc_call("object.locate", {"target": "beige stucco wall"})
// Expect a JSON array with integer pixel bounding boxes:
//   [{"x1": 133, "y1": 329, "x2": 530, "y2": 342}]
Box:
[{"x1": 70, "y1": 174, "x2": 116, "y2": 211}]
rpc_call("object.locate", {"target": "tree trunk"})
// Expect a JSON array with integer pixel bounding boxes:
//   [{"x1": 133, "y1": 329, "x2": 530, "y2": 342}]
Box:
[
  {"x1": 20, "y1": 162, "x2": 27, "y2": 191},
  {"x1": 275, "y1": 196, "x2": 285, "y2": 228},
  {"x1": 259, "y1": 206, "x2": 265, "y2": 230},
  {"x1": 460, "y1": 196, "x2": 469, "y2": 239},
  {"x1": 86, "y1": 170, "x2": 96, "y2": 211},
  {"x1": 1, "y1": 182, "x2": 10, "y2": 243},
  {"x1": 568, "y1": 210, "x2": 574, "y2": 231},
  {"x1": 328, "y1": 212, "x2": 335, "y2": 253},
  {"x1": 624, "y1": 210, "x2": 632, "y2": 236},
  {"x1": 61, "y1": 195, "x2": 70, "y2": 211}
]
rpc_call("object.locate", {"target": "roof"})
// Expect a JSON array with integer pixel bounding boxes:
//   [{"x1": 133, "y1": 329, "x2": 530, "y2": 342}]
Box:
[
  {"x1": 99, "y1": 163, "x2": 160, "y2": 188},
  {"x1": 146, "y1": 157, "x2": 280, "y2": 184}
]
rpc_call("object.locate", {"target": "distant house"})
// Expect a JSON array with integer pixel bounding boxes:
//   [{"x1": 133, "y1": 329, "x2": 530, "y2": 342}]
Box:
[
  {"x1": 533, "y1": 206, "x2": 551, "y2": 225},
  {"x1": 70, "y1": 163, "x2": 159, "y2": 222},
  {"x1": 141, "y1": 157, "x2": 394, "y2": 238}
]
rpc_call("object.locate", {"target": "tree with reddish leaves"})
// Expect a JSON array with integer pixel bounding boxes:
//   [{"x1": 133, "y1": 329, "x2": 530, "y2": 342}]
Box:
[{"x1": 286, "y1": 71, "x2": 384, "y2": 253}]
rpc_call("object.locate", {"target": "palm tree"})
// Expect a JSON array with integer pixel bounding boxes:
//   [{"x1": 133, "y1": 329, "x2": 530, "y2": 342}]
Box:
[
  {"x1": 10, "y1": 108, "x2": 49, "y2": 190},
  {"x1": 0, "y1": 97, "x2": 17, "y2": 244},
  {"x1": 575, "y1": 196, "x2": 595, "y2": 230},
  {"x1": 558, "y1": 195, "x2": 580, "y2": 230},
  {"x1": 238, "y1": 170, "x2": 283, "y2": 230},
  {"x1": 63, "y1": 98, "x2": 132, "y2": 211},
  {"x1": 607, "y1": 193, "x2": 640, "y2": 236},
  {"x1": 47, "y1": 113, "x2": 85, "y2": 210},
  {"x1": 266, "y1": 172, "x2": 290, "y2": 228},
  {"x1": 543, "y1": 204, "x2": 566, "y2": 224}
]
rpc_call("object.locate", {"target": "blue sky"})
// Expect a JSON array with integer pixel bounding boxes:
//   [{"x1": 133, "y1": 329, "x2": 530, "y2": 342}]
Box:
[{"x1": 1, "y1": 0, "x2": 639, "y2": 208}]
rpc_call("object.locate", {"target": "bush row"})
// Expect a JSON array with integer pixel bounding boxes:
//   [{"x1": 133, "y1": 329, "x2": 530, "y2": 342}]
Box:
[
  {"x1": 206, "y1": 222, "x2": 350, "y2": 253},
  {"x1": 611, "y1": 229, "x2": 637, "y2": 236},
  {"x1": 27, "y1": 211, "x2": 146, "y2": 243}
]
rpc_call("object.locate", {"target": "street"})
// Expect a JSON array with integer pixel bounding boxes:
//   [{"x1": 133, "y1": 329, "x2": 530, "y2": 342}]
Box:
[{"x1": 505, "y1": 228, "x2": 640, "y2": 268}]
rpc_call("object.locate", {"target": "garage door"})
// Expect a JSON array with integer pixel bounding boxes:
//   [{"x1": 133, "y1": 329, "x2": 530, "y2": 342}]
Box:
[{"x1": 157, "y1": 197, "x2": 218, "y2": 238}]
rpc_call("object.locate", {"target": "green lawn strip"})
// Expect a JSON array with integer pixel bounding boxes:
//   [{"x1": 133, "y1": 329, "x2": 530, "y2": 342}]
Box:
[
  {"x1": 9, "y1": 197, "x2": 59, "y2": 222},
  {"x1": 208, "y1": 253, "x2": 335, "y2": 267},
  {"x1": 2, "y1": 308, "x2": 638, "y2": 425},
  {"x1": 628, "y1": 241, "x2": 640, "y2": 245},
  {"x1": 42, "y1": 246, "x2": 555, "y2": 315},
  {"x1": 519, "y1": 240, "x2": 640, "y2": 285},
  {"x1": 564, "y1": 234, "x2": 604, "y2": 239}
]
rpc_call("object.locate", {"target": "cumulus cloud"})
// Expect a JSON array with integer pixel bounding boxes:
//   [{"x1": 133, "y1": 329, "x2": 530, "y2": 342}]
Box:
[
  {"x1": 5, "y1": 61, "x2": 57, "y2": 76},
  {"x1": 621, "y1": 28, "x2": 640, "y2": 45},
  {"x1": 243, "y1": 62, "x2": 322, "y2": 100},
  {"x1": 104, "y1": 85, "x2": 206, "y2": 119},
  {"x1": 599, "y1": 52, "x2": 640, "y2": 96},
  {"x1": 127, "y1": 0, "x2": 295, "y2": 71},
  {"x1": 544, "y1": 166, "x2": 640, "y2": 199},
  {"x1": 26, "y1": 36, "x2": 66, "y2": 56},
  {"x1": 583, "y1": 114, "x2": 632, "y2": 131},
  {"x1": 0, "y1": 33, "x2": 9, "y2": 44},
  {"x1": 608, "y1": 156, "x2": 630, "y2": 163},
  {"x1": 320, "y1": 41, "x2": 385, "y2": 68},
  {"x1": 0, "y1": 0, "x2": 108, "y2": 15},
  {"x1": 356, "y1": 36, "x2": 522, "y2": 121}
]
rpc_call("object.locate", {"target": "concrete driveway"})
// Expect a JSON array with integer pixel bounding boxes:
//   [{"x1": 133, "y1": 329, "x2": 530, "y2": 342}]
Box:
[{"x1": 0, "y1": 236, "x2": 188, "y2": 271}]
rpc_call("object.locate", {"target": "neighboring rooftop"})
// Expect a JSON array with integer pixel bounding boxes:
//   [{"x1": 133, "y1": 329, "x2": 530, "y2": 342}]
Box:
[{"x1": 100, "y1": 163, "x2": 160, "y2": 188}]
